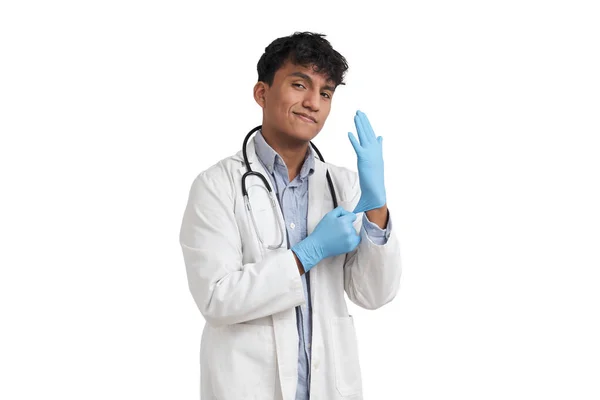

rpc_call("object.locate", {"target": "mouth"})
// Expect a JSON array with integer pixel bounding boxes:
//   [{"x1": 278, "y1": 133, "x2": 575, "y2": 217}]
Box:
[{"x1": 293, "y1": 112, "x2": 316, "y2": 123}]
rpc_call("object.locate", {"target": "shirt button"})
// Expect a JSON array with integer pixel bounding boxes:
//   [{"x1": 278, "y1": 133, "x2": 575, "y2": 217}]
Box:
[{"x1": 290, "y1": 223, "x2": 295, "y2": 229}]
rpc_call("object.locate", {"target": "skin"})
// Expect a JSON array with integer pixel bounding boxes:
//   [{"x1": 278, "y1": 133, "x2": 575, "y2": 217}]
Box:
[
  {"x1": 253, "y1": 59, "x2": 388, "y2": 274},
  {"x1": 253, "y1": 59, "x2": 335, "y2": 182}
]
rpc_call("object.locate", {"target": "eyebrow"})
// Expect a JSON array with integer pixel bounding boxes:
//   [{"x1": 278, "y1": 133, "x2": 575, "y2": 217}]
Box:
[{"x1": 288, "y1": 71, "x2": 336, "y2": 92}]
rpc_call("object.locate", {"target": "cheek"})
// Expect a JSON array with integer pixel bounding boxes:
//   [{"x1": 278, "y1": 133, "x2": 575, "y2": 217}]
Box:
[
  {"x1": 264, "y1": 95, "x2": 283, "y2": 118},
  {"x1": 319, "y1": 104, "x2": 332, "y2": 121},
  {"x1": 267, "y1": 92, "x2": 293, "y2": 115}
]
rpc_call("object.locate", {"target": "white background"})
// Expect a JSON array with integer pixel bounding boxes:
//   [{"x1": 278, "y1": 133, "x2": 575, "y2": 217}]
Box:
[{"x1": 1, "y1": 0, "x2": 599, "y2": 399}]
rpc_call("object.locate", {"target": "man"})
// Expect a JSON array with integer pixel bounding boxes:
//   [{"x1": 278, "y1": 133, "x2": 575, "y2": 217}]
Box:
[{"x1": 179, "y1": 31, "x2": 401, "y2": 400}]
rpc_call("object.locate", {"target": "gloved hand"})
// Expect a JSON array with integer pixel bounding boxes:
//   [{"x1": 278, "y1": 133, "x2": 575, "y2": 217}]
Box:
[
  {"x1": 291, "y1": 206, "x2": 361, "y2": 272},
  {"x1": 348, "y1": 110, "x2": 387, "y2": 214}
]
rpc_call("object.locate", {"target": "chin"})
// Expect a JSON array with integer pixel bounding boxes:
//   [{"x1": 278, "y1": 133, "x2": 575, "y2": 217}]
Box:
[
  {"x1": 290, "y1": 131, "x2": 318, "y2": 144},
  {"x1": 288, "y1": 123, "x2": 320, "y2": 142}
]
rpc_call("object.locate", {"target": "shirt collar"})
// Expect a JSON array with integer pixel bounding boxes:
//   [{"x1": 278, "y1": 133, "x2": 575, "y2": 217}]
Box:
[{"x1": 254, "y1": 129, "x2": 315, "y2": 180}]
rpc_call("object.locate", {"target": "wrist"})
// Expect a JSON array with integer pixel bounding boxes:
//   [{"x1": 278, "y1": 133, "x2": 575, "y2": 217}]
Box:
[
  {"x1": 291, "y1": 237, "x2": 321, "y2": 272},
  {"x1": 365, "y1": 204, "x2": 389, "y2": 229},
  {"x1": 292, "y1": 252, "x2": 305, "y2": 275}
]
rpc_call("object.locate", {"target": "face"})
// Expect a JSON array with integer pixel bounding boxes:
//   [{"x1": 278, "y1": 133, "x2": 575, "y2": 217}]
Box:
[{"x1": 254, "y1": 60, "x2": 336, "y2": 144}]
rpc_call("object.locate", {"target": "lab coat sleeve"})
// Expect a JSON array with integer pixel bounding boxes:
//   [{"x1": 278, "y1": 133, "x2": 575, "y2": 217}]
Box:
[
  {"x1": 343, "y1": 173, "x2": 402, "y2": 310},
  {"x1": 179, "y1": 168, "x2": 305, "y2": 327},
  {"x1": 362, "y1": 212, "x2": 391, "y2": 245}
]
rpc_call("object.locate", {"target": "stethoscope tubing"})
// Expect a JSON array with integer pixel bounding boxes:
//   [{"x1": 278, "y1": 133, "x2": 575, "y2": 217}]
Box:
[
  {"x1": 241, "y1": 125, "x2": 338, "y2": 250},
  {"x1": 241, "y1": 125, "x2": 338, "y2": 207}
]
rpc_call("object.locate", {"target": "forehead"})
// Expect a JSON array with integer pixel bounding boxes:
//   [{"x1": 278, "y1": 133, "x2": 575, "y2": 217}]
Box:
[{"x1": 275, "y1": 60, "x2": 335, "y2": 86}]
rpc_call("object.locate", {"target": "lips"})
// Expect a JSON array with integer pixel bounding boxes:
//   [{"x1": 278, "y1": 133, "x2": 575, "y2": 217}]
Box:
[{"x1": 293, "y1": 112, "x2": 316, "y2": 123}]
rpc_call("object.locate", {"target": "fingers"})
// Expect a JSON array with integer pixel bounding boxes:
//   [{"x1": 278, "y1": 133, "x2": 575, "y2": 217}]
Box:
[
  {"x1": 347, "y1": 224, "x2": 361, "y2": 248},
  {"x1": 331, "y1": 206, "x2": 353, "y2": 215},
  {"x1": 331, "y1": 207, "x2": 360, "y2": 249},
  {"x1": 330, "y1": 206, "x2": 357, "y2": 220},
  {"x1": 348, "y1": 132, "x2": 361, "y2": 154},
  {"x1": 354, "y1": 112, "x2": 369, "y2": 146},
  {"x1": 352, "y1": 231, "x2": 362, "y2": 248},
  {"x1": 343, "y1": 211, "x2": 358, "y2": 222},
  {"x1": 350, "y1": 110, "x2": 381, "y2": 150},
  {"x1": 359, "y1": 110, "x2": 376, "y2": 139},
  {"x1": 354, "y1": 110, "x2": 375, "y2": 145},
  {"x1": 331, "y1": 206, "x2": 347, "y2": 217}
]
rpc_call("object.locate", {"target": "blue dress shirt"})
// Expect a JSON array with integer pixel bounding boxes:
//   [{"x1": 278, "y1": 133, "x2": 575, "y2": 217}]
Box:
[{"x1": 253, "y1": 131, "x2": 391, "y2": 400}]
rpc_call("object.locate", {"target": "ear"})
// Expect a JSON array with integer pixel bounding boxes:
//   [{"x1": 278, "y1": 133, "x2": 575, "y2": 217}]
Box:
[{"x1": 253, "y1": 81, "x2": 268, "y2": 109}]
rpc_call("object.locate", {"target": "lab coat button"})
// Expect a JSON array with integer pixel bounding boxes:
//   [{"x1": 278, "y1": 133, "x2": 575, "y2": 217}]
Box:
[{"x1": 290, "y1": 222, "x2": 295, "y2": 229}]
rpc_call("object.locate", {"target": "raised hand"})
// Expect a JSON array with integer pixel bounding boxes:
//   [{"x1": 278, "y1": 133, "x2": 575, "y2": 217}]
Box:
[{"x1": 347, "y1": 110, "x2": 386, "y2": 214}]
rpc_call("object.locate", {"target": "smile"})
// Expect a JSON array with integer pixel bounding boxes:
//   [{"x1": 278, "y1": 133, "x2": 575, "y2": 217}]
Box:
[{"x1": 293, "y1": 112, "x2": 316, "y2": 123}]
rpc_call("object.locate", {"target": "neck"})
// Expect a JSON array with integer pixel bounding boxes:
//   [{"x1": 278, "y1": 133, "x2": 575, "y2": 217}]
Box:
[{"x1": 261, "y1": 125, "x2": 309, "y2": 181}]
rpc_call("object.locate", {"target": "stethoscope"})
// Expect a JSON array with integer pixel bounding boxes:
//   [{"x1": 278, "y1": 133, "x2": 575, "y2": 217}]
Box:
[{"x1": 242, "y1": 125, "x2": 338, "y2": 249}]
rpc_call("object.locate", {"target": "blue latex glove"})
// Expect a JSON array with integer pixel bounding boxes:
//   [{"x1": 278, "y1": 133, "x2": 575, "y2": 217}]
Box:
[
  {"x1": 291, "y1": 206, "x2": 361, "y2": 272},
  {"x1": 348, "y1": 110, "x2": 387, "y2": 214}
]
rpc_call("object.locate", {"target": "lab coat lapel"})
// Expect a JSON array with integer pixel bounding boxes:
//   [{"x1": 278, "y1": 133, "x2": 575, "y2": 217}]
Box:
[
  {"x1": 307, "y1": 160, "x2": 332, "y2": 331},
  {"x1": 307, "y1": 160, "x2": 329, "y2": 235},
  {"x1": 236, "y1": 137, "x2": 302, "y2": 400}
]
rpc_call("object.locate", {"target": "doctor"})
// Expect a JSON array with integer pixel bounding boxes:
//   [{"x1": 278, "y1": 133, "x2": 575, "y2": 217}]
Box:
[{"x1": 179, "y1": 31, "x2": 402, "y2": 400}]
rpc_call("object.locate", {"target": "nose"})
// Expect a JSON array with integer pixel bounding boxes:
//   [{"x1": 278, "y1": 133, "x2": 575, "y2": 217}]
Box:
[{"x1": 302, "y1": 88, "x2": 321, "y2": 112}]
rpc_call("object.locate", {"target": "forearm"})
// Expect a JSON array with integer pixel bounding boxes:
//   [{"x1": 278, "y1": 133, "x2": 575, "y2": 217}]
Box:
[
  {"x1": 182, "y1": 245, "x2": 305, "y2": 326},
  {"x1": 365, "y1": 204, "x2": 389, "y2": 229}
]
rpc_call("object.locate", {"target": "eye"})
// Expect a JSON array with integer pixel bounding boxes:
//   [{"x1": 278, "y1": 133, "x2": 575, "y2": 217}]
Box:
[
  {"x1": 321, "y1": 92, "x2": 331, "y2": 99},
  {"x1": 292, "y1": 83, "x2": 306, "y2": 89}
]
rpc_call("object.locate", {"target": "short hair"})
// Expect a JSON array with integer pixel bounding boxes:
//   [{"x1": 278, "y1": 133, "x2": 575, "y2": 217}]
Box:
[{"x1": 257, "y1": 31, "x2": 349, "y2": 88}]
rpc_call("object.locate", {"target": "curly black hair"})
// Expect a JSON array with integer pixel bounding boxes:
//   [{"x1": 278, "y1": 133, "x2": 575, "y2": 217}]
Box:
[{"x1": 257, "y1": 31, "x2": 349, "y2": 88}]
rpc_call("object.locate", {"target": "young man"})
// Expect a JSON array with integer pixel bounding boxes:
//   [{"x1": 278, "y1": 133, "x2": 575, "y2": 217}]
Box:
[{"x1": 179, "y1": 32, "x2": 401, "y2": 400}]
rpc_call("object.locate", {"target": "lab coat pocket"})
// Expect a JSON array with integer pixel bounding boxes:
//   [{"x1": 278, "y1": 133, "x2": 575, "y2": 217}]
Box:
[
  {"x1": 209, "y1": 323, "x2": 277, "y2": 399},
  {"x1": 331, "y1": 316, "x2": 363, "y2": 397}
]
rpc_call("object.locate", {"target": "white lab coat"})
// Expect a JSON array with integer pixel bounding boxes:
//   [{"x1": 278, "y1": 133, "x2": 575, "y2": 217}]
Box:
[{"x1": 179, "y1": 136, "x2": 402, "y2": 400}]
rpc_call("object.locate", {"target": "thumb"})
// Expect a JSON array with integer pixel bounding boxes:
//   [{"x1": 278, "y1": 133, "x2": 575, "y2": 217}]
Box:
[
  {"x1": 343, "y1": 212, "x2": 358, "y2": 223},
  {"x1": 336, "y1": 206, "x2": 355, "y2": 218},
  {"x1": 330, "y1": 206, "x2": 347, "y2": 218}
]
